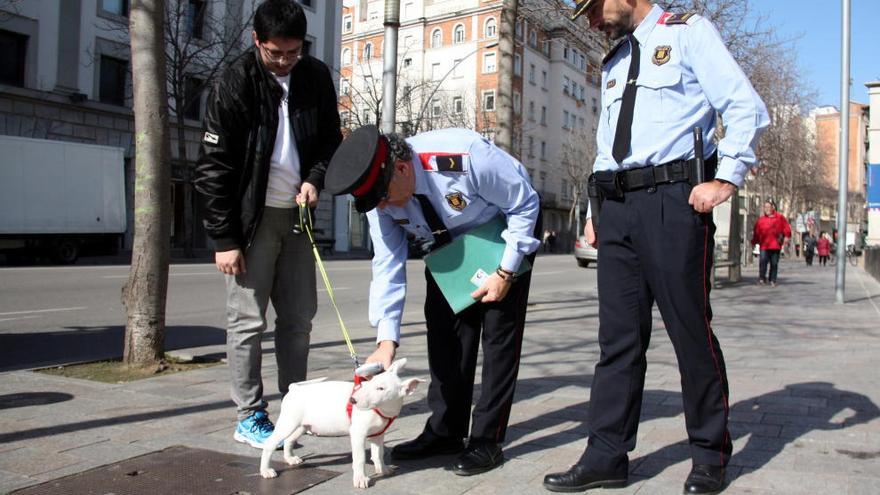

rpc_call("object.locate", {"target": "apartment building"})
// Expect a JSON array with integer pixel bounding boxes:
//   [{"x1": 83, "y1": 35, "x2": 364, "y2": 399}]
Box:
[
  {"x1": 337, "y1": 0, "x2": 605, "y2": 252},
  {"x1": 0, "y1": 0, "x2": 341, "y2": 253}
]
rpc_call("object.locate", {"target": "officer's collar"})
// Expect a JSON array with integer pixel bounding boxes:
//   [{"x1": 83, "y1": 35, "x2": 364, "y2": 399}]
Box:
[
  {"x1": 412, "y1": 157, "x2": 430, "y2": 196},
  {"x1": 632, "y1": 4, "x2": 663, "y2": 45}
]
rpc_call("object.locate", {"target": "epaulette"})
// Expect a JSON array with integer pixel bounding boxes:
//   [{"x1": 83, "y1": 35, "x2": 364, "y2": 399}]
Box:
[
  {"x1": 657, "y1": 12, "x2": 697, "y2": 26},
  {"x1": 602, "y1": 37, "x2": 629, "y2": 66}
]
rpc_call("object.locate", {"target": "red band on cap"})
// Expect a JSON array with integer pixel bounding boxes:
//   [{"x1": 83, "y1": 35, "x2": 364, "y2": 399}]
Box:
[{"x1": 352, "y1": 137, "x2": 388, "y2": 197}]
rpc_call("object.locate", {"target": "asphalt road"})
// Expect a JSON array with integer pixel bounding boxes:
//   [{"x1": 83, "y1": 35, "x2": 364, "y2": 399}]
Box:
[{"x1": 0, "y1": 254, "x2": 594, "y2": 372}]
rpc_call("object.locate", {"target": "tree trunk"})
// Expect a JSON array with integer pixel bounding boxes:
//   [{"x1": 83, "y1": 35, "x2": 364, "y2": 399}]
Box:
[
  {"x1": 494, "y1": 0, "x2": 517, "y2": 153},
  {"x1": 122, "y1": 0, "x2": 171, "y2": 365}
]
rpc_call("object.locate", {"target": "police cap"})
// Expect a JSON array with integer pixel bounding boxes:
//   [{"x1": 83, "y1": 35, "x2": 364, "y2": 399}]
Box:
[
  {"x1": 570, "y1": 0, "x2": 597, "y2": 20},
  {"x1": 324, "y1": 125, "x2": 394, "y2": 213}
]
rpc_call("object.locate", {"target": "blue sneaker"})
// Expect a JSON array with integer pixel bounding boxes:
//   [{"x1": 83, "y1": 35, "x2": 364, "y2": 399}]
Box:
[{"x1": 233, "y1": 410, "x2": 279, "y2": 449}]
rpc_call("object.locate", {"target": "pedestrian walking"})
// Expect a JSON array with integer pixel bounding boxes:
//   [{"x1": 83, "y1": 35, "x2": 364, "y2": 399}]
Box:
[
  {"x1": 543, "y1": 1, "x2": 769, "y2": 494},
  {"x1": 751, "y1": 200, "x2": 791, "y2": 287},
  {"x1": 817, "y1": 231, "x2": 831, "y2": 266},
  {"x1": 802, "y1": 232, "x2": 816, "y2": 266},
  {"x1": 193, "y1": 0, "x2": 342, "y2": 449}
]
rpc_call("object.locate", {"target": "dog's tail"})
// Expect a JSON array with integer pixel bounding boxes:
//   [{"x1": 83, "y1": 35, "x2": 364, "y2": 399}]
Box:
[{"x1": 288, "y1": 377, "x2": 328, "y2": 391}]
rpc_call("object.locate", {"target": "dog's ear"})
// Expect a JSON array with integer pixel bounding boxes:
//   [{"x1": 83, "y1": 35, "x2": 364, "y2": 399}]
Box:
[
  {"x1": 388, "y1": 358, "x2": 408, "y2": 374},
  {"x1": 398, "y1": 377, "x2": 424, "y2": 397}
]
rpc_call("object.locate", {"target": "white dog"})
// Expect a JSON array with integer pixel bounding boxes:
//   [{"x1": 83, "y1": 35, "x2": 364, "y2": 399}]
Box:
[{"x1": 259, "y1": 358, "x2": 423, "y2": 488}]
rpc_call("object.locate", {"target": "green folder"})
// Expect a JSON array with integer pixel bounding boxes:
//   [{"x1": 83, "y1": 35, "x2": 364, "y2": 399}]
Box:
[{"x1": 424, "y1": 215, "x2": 532, "y2": 314}]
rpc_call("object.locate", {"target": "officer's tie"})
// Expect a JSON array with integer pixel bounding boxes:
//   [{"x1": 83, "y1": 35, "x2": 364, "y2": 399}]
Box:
[
  {"x1": 415, "y1": 194, "x2": 452, "y2": 250},
  {"x1": 612, "y1": 33, "x2": 640, "y2": 164}
]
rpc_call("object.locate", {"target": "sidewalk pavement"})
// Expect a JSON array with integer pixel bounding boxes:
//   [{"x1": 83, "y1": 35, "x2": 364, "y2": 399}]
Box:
[{"x1": 2, "y1": 259, "x2": 879, "y2": 494}]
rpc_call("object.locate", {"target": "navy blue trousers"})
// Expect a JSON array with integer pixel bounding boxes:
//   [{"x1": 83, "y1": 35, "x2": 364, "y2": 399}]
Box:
[{"x1": 580, "y1": 182, "x2": 731, "y2": 475}]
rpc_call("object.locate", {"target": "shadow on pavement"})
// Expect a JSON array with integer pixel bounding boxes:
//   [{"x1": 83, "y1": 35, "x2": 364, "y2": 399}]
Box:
[
  {"x1": 632, "y1": 382, "x2": 880, "y2": 481},
  {"x1": 0, "y1": 391, "x2": 74, "y2": 409},
  {"x1": 0, "y1": 325, "x2": 226, "y2": 372}
]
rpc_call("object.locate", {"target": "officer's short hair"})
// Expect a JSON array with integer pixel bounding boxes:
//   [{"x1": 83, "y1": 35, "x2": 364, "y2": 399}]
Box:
[
  {"x1": 385, "y1": 133, "x2": 413, "y2": 164},
  {"x1": 254, "y1": 0, "x2": 307, "y2": 42}
]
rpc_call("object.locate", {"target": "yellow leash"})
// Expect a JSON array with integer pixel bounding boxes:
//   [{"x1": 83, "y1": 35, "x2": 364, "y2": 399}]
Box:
[{"x1": 298, "y1": 202, "x2": 361, "y2": 368}]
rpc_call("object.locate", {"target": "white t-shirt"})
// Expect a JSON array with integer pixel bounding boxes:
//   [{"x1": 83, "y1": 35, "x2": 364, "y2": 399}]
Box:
[{"x1": 265, "y1": 73, "x2": 302, "y2": 208}]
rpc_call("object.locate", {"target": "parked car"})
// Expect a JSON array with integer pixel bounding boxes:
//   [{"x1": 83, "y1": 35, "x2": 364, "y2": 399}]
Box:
[{"x1": 574, "y1": 235, "x2": 598, "y2": 267}]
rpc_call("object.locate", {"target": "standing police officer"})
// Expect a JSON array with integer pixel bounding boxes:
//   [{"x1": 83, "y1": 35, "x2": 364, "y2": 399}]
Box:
[
  {"x1": 544, "y1": 1, "x2": 769, "y2": 493},
  {"x1": 324, "y1": 126, "x2": 541, "y2": 476}
]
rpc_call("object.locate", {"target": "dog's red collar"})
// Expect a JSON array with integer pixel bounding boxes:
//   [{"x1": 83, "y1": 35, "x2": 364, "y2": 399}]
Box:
[{"x1": 347, "y1": 375, "x2": 397, "y2": 438}]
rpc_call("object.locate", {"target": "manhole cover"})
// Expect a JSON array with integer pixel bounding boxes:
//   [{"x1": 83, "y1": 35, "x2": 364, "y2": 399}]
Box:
[{"x1": 12, "y1": 445, "x2": 340, "y2": 495}]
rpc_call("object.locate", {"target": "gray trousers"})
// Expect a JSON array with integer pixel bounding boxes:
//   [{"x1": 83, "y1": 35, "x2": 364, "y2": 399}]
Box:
[{"x1": 225, "y1": 207, "x2": 317, "y2": 421}]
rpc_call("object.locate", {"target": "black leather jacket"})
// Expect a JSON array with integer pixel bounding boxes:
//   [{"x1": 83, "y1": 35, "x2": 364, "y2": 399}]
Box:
[{"x1": 194, "y1": 48, "x2": 342, "y2": 252}]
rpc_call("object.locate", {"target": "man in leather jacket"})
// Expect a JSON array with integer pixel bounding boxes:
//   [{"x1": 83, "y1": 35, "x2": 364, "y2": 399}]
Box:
[{"x1": 194, "y1": 0, "x2": 341, "y2": 449}]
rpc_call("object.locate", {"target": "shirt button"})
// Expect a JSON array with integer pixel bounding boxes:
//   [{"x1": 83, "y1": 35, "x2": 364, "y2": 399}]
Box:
[{"x1": 647, "y1": 186, "x2": 657, "y2": 193}]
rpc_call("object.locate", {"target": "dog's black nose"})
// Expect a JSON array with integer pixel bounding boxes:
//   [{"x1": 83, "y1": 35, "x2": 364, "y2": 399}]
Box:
[{"x1": 349, "y1": 397, "x2": 357, "y2": 404}]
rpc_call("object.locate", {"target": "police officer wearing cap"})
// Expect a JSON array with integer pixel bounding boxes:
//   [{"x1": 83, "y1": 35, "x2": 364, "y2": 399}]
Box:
[
  {"x1": 544, "y1": 0, "x2": 769, "y2": 493},
  {"x1": 325, "y1": 125, "x2": 541, "y2": 476}
]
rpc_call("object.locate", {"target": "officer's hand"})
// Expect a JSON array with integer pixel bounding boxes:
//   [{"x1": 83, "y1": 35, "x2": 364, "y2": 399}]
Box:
[
  {"x1": 471, "y1": 273, "x2": 512, "y2": 303},
  {"x1": 296, "y1": 182, "x2": 320, "y2": 208},
  {"x1": 584, "y1": 218, "x2": 598, "y2": 247},
  {"x1": 216, "y1": 249, "x2": 246, "y2": 275},
  {"x1": 366, "y1": 340, "x2": 397, "y2": 371},
  {"x1": 689, "y1": 180, "x2": 737, "y2": 213}
]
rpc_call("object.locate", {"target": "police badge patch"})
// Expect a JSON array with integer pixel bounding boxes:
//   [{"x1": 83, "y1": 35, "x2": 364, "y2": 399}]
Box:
[
  {"x1": 606, "y1": 79, "x2": 616, "y2": 89},
  {"x1": 445, "y1": 192, "x2": 467, "y2": 211},
  {"x1": 652, "y1": 46, "x2": 671, "y2": 66}
]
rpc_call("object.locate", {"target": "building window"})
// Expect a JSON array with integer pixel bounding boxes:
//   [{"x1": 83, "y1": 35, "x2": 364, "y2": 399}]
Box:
[
  {"x1": 340, "y1": 78, "x2": 350, "y2": 95},
  {"x1": 514, "y1": 53, "x2": 522, "y2": 76},
  {"x1": 184, "y1": 76, "x2": 204, "y2": 120},
  {"x1": 343, "y1": 14, "x2": 352, "y2": 33},
  {"x1": 528, "y1": 29, "x2": 537, "y2": 47},
  {"x1": 541, "y1": 70, "x2": 547, "y2": 89},
  {"x1": 454, "y1": 24, "x2": 465, "y2": 44},
  {"x1": 541, "y1": 141, "x2": 547, "y2": 159},
  {"x1": 515, "y1": 19, "x2": 523, "y2": 39},
  {"x1": 562, "y1": 110, "x2": 570, "y2": 129},
  {"x1": 362, "y1": 43, "x2": 373, "y2": 60},
  {"x1": 342, "y1": 47, "x2": 351, "y2": 66},
  {"x1": 484, "y1": 17, "x2": 497, "y2": 38},
  {"x1": 482, "y1": 52, "x2": 496, "y2": 73},
  {"x1": 453, "y1": 96, "x2": 463, "y2": 115},
  {"x1": 0, "y1": 30, "x2": 27, "y2": 87},
  {"x1": 403, "y1": 57, "x2": 412, "y2": 67},
  {"x1": 99, "y1": 55, "x2": 128, "y2": 106},
  {"x1": 187, "y1": 0, "x2": 206, "y2": 39},
  {"x1": 513, "y1": 92, "x2": 521, "y2": 113},
  {"x1": 101, "y1": 0, "x2": 128, "y2": 16},
  {"x1": 452, "y1": 59, "x2": 463, "y2": 78},
  {"x1": 528, "y1": 63, "x2": 535, "y2": 84},
  {"x1": 431, "y1": 29, "x2": 442, "y2": 48},
  {"x1": 482, "y1": 90, "x2": 495, "y2": 112},
  {"x1": 563, "y1": 76, "x2": 570, "y2": 95},
  {"x1": 540, "y1": 106, "x2": 546, "y2": 125},
  {"x1": 432, "y1": 98, "x2": 442, "y2": 117},
  {"x1": 431, "y1": 62, "x2": 441, "y2": 80},
  {"x1": 528, "y1": 101, "x2": 535, "y2": 121},
  {"x1": 340, "y1": 111, "x2": 350, "y2": 127},
  {"x1": 528, "y1": 136, "x2": 534, "y2": 157}
]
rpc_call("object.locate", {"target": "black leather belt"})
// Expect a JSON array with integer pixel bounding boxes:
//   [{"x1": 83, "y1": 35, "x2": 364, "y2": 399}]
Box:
[{"x1": 619, "y1": 154, "x2": 717, "y2": 192}]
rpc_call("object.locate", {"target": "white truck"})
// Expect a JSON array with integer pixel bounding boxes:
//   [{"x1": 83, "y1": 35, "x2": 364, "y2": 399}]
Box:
[{"x1": 0, "y1": 135, "x2": 126, "y2": 264}]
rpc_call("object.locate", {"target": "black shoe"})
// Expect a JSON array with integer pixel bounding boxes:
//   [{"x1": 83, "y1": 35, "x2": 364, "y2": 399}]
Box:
[
  {"x1": 451, "y1": 443, "x2": 504, "y2": 476},
  {"x1": 543, "y1": 465, "x2": 627, "y2": 492},
  {"x1": 683, "y1": 464, "x2": 725, "y2": 494},
  {"x1": 391, "y1": 431, "x2": 464, "y2": 460}
]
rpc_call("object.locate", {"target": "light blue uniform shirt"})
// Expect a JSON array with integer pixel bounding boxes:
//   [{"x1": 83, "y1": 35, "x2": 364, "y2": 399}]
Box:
[
  {"x1": 367, "y1": 128, "x2": 541, "y2": 343},
  {"x1": 592, "y1": 4, "x2": 769, "y2": 214}
]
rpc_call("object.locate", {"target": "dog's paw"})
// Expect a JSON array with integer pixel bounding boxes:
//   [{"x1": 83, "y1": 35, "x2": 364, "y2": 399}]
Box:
[
  {"x1": 260, "y1": 467, "x2": 278, "y2": 479},
  {"x1": 284, "y1": 454, "x2": 303, "y2": 466},
  {"x1": 353, "y1": 473, "x2": 370, "y2": 489}
]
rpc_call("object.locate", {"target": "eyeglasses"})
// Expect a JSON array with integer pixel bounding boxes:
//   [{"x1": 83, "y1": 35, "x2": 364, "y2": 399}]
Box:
[{"x1": 259, "y1": 44, "x2": 303, "y2": 64}]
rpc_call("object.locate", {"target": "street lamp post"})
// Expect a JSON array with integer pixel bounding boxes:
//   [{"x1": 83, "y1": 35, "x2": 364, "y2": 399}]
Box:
[{"x1": 413, "y1": 41, "x2": 498, "y2": 133}]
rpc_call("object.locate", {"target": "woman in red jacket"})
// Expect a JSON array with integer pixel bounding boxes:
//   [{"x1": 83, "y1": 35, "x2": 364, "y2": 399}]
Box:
[
  {"x1": 816, "y1": 231, "x2": 832, "y2": 266},
  {"x1": 751, "y1": 200, "x2": 791, "y2": 287}
]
